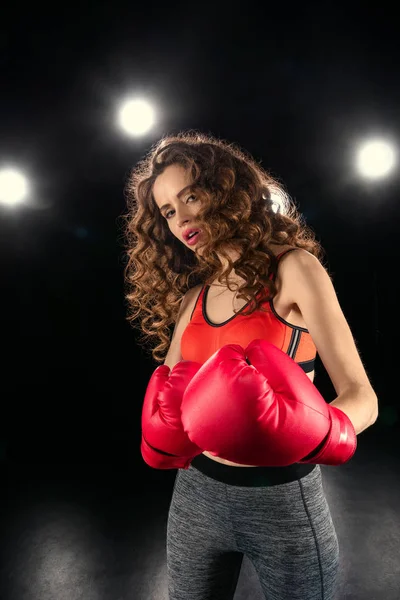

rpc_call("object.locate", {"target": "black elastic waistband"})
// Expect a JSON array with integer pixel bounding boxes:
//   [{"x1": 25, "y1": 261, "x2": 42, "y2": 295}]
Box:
[{"x1": 190, "y1": 453, "x2": 316, "y2": 487}]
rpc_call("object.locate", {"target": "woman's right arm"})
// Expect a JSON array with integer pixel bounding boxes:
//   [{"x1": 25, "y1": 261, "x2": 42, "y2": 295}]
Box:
[
  {"x1": 141, "y1": 285, "x2": 202, "y2": 470},
  {"x1": 163, "y1": 286, "x2": 200, "y2": 369}
]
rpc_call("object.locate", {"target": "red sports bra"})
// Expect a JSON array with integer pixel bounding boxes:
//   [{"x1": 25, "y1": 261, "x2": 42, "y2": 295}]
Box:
[{"x1": 180, "y1": 249, "x2": 317, "y2": 374}]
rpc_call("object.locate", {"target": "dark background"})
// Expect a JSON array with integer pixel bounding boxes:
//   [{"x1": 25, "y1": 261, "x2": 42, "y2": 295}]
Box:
[
  {"x1": 1, "y1": 5, "x2": 399, "y2": 600},
  {"x1": 1, "y1": 3, "x2": 398, "y2": 467}
]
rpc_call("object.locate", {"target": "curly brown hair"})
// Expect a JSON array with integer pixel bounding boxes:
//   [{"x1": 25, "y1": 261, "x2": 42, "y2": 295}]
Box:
[{"x1": 121, "y1": 130, "x2": 326, "y2": 363}]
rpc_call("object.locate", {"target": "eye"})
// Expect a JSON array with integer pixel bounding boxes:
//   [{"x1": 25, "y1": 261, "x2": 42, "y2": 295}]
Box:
[{"x1": 165, "y1": 195, "x2": 197, "y2": 219}]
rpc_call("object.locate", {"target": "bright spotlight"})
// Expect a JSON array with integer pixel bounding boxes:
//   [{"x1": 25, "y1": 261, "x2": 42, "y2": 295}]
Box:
[
  {"x1": 118, "y1": 98, "x2": 156, "y2": 136},
  {"x1": 356, "y1": 139, "x2": 397, "y2": 180},
  {"x1": 0, "y1": 168, "x2": 29, "y2": 206}
]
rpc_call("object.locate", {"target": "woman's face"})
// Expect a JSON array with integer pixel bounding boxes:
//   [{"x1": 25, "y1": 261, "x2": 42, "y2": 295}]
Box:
[
  {"x1": 153, "y1": 164, "x2": 203, "y2": 251},
  {"x1": 153, "y1": 163, "x2": 241, "y2": 275}
]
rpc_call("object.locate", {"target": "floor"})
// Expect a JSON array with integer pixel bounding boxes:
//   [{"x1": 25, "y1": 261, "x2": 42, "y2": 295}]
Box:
[{"x1": 0, "y1": 420, "x2": 398, "y2": 600}]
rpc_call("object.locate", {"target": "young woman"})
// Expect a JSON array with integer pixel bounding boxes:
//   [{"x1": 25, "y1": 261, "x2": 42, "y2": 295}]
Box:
[{"x1": 123, "y1": 131, "x2": 378, "y2": 600}]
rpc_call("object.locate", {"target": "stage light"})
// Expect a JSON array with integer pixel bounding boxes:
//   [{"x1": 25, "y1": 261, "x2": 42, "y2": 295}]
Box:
[
  {"x1": 117, "y1": 98, "x2": 156, "y2": 137},
  {"x1": 0, "y1": 167, "x2": 29, "y2": 206},
  {"x1": 356, "y1": 139, "x2": 397, "y2": 180}
]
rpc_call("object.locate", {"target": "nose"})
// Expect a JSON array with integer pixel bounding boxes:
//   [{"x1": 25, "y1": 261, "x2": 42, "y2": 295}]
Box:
[
  {"x1": 176, "y1": 209, "x2": 193, "y2": 228},
  {"x1": 177, "y1": 217, "x2": 191, "y2": 228}
]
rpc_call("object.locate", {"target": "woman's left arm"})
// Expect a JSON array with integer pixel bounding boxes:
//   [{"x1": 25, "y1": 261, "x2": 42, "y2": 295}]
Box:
[{"x1": 282, "y1": 249, "x2": 379, "y2": 435}]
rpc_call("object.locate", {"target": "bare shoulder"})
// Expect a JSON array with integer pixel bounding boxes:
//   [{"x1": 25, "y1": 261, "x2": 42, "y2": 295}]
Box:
[
  {"x1": 269, "y1": 243, "x2": 308, "y2": 259},
  {"x1": 185, "y1": 283, "x2": 203, "y2": 309},
  {"x1": 269, "y1": 244, "x2": 319, "y2": 275},
  {"x1": 175, "y1": 284, "x2": 202, "y2": 327},
  {"x1": 163, "y1": 285, "x2": 202, "y2": 369},
  {"x1": 268, "y1": 244, "x2": 316, "y2": 310},
  {"x1": 188, "y1": 282, "x2": 204, "y2": 296},
  {"x1": 268, "y1": 243, "x2": 306, "y2": 277}
]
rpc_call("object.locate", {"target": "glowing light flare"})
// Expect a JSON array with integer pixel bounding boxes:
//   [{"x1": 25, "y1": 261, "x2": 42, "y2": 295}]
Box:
[
  {"x1": 356, "y1": 139, "x2": 397, "y2": 180},
  {"x1": 268, "y1": 187, "x2": 288, "y2": 214},
  {"x1": 0, "y1": 167, "x2": 29, "y2": 206},
  {"x1": 118, "y1": 98, "x2": 156, "y2": 136}
]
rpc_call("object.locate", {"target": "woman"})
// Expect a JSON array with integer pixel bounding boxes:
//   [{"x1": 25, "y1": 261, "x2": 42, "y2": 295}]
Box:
[{"x1": 123, "y1": 131, "x2": 378, "y2": 599}]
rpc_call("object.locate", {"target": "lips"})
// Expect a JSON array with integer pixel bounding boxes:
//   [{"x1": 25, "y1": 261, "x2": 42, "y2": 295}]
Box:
[
  {"x1": 183, "y1": 228, "x2": 201, "y2": 241},
  {"x1": 186, "y1": 231, "x2": 201, "y2": 245}
]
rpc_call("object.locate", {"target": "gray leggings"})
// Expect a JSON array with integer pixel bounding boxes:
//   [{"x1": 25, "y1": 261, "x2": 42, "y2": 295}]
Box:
[{"x1": 167, "y1": 455, "x2": 340, "y2": 600}]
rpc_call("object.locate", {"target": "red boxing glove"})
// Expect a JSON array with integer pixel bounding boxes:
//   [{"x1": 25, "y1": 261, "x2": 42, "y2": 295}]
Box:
[
  {"x1": 181, "y1": 339, "x2": 357, "y2": 466},
  {"x1": 141, "y1": 360, "x2": 204, "y2": 469}
]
